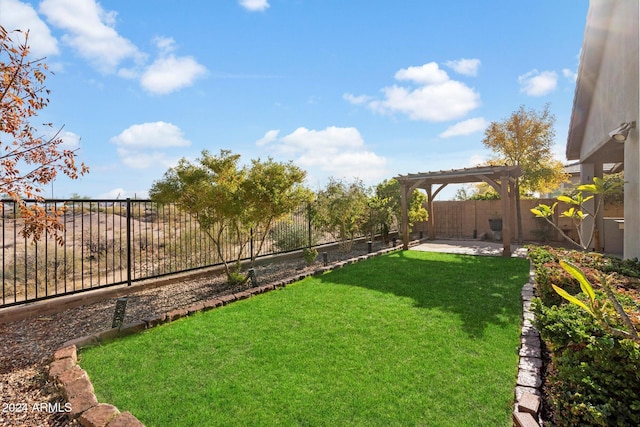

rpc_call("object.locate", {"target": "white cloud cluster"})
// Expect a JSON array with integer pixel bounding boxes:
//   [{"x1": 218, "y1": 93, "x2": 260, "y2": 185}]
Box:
[
  {"x1": 140, "y1": 37, "x2": 207, "y2": 95},
  {"x1": 239, "y1": 0, "x2": 270, "y2": 12},
  {"x1": 110, "y1": 121, "x2": 191, "y2": 169},
  {"x1": 518, "y1": 69, "x2": 558, "y2": 96},
  {"x1": 40, "y1": 0, "x2": 142, "y2": 73},
  {"x1": 4, "y1": 0, "x2": 206, "y2": 95},
  {"x1": 439, "y1": 117, "x2": 488, "y2": 138},
  {"x1": 0, "y1": 0, "x2": 59, "y2": 57},
  {"x1": 345, "y1": 61, "x2": 480, "y2": 122},
  {"x1": 256, "y1": 126, "x2": 388, "y2": 183}
]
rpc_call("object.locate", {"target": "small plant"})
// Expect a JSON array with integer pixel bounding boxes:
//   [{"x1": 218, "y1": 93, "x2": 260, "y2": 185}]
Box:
[
  {"x1": 531, "y1": 177, "x2": 623, "y2": 251},
  {"x1": 302, "y1": 247, "x2": 318, "y2": 265},
  {"x1": 553, "y1": 259, "x2": 640, "y2": 344},
  {"x1": 270, "y1": 221, "x2": 310, "y2": 252},
  {"x1": 227, "y1": 262, "x2": 249, "y2": 286}
]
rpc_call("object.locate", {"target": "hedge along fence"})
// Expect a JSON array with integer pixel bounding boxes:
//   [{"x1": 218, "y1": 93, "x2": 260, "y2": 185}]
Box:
[{"x1": 1, "y1": 199, "x2": 385, "y2": 308}]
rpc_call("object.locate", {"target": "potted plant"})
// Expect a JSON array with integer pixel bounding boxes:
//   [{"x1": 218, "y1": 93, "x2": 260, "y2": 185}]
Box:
[{"x1": 488, "y1": 214, "x2": 502, "y2": 232}]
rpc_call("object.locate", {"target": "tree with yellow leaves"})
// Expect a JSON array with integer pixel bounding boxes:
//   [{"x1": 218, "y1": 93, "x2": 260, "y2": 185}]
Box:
[
  {"x1": 482, "y1": 104, "x2": 566, "y2": 242},
  {"x1": 1, "y1": 26, "x2": 88, "y2": 244}
]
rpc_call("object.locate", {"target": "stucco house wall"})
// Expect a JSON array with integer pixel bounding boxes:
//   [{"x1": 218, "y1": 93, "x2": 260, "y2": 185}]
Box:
[{"x1": 567, "y1": 0, "x2": 639, "y2": 259}]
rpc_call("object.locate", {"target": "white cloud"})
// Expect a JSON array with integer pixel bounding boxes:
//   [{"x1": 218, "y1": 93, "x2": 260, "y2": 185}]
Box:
[
  {"x1": 445, "y1": 58, "x2": 481, "y2": 76},
  {"x1": 256, "y1": 126, "x2": 388, "y2": 183},
  {"x1": 467, "y1": 154, "x2": 486, "y2": 167},
  {"x1": 256, "y1": 129, "x2": 280, "y2": 146},
  {"x1": 240, "y1": 0, "x2": 270, "y2": 12},
  {"x1": 153, "y1": 36, "x2": 176, "y2": 54},
  {"x1": 370, "y1": 80, "x2": 480, "y2": 122},
  {"x1": 439, "y1": 117, "x2": 488, "y2": 138},
  {"x1": 39, "y1": 0, "x2": 142, "y2": 73},
  {"x1": 141, "y1": 54, "x2": 207, "y2": 95},
  {"x1": 394, "y1": 63, "x2": 449, "y2": 85},
  {"x1": 58, "y1": 130, "x2": 81, "y2": 149},
  {"x1": 110, "y1": 121, "x2": 191, "y2": 169},
  {"x1": 343, "y1": 93, "x2": 373, "y2": 105},
  {"x1": 0, "y1": 0, "x2": 59, "y2": 57},
  {"x1": 562, "y1": 68, "x2": 577, "y2": 82},
  {"x1": 351, "y1": 62, "x2": 480, "y2": 122},
  {"x1": 518, "y1": 70, "x2": 558, "y2": 96},
  {"x1": 33, "y1": 1, "x2": 205, "y2": 94},
  {"x1": 110, "y1": 122, "x2": 191, "y2": 148}
]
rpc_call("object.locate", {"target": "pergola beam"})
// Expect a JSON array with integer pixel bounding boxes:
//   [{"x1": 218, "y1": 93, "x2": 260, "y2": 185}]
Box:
[{"x1": 396, "y1": 165, "x2": 522, "y2": 255}]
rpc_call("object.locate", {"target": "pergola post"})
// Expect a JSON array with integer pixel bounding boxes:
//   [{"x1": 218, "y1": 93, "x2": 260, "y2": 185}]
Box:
[
  {"x1": 426, "y1": 184, "x2": 435, "y2": 240},
  {"x1": 399, "y1": 181, "x2": 410, "y2": 250},
  {"x1": 501, "y1": 176, "x2": 512, "y2": 257}
]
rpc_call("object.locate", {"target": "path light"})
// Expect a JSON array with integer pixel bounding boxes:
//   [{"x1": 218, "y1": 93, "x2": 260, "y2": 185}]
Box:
[
  {"x1": 609, "y1": 121, "x2": 636, "y2": 142},
  {"x1": 112, "y1": 297, "x2": 128, "y2": 328},
  {"x1": 248, "y1": 268, "x2": 257, "y2": 286},
  {"x1": 323, "y1": 252, "x2": 328, "y2": 266},
  {"x1": 368, "y1": 241, "x2": 373, "y2": 253}
]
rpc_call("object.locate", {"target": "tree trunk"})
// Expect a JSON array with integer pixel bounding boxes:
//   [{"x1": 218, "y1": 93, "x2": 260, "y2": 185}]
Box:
[{"x1": 515, "y1": 179, "x2": 523, "y2": 244}]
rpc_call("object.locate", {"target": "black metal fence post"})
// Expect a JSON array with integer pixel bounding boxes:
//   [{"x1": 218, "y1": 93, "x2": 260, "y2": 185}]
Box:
[
  {"x1": 307, "y1": 202, "x2": 312, "y2": 248},
  {"x1": 126, "y1": 198, "x2": 132, "y2": 286},
  {"x1": 250, "y1": 228, "x2": 254, "y2": 261}
]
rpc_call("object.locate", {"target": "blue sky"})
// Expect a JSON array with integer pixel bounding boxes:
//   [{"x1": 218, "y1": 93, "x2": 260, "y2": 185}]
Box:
[{"x1": 1, "y1": 0, "x2": 589, "y2": 199}]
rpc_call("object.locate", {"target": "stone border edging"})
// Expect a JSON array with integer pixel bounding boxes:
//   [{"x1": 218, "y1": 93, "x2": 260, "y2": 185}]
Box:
[
  {"x1": 48, "y1": 244, "x2": 410, "y2": 426},
  {"x1": 513, "y1": 263, "x2": 544, "y2": 427}
]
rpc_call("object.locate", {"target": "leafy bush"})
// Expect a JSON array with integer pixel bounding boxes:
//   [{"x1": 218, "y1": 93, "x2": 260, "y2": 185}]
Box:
[
  {"x1": 302, "y1": 247, "x2": 318, "y2": 265},
  {"x1": 601, "y1": 257, "x2": 640, "y2": 281},
  {"x1": 531, "y1": 247, "x2": 640, "y2": 426},
  {"x1": 535, "y1": 299, "x2": 640, "y2": 426},
  {"x1": 269, "y1": 221, "x2": 310, "y2": 252}
]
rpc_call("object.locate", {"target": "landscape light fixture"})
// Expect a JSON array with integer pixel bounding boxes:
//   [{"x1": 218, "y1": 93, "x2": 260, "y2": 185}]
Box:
[{"x1": 609, "y1": 121, "x2": 636, "y2": 142}]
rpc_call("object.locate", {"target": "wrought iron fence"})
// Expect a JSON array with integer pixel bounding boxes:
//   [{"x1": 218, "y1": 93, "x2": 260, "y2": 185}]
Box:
[{"x1": 1, "y1": 199, "x2": 346, "y2": 308}]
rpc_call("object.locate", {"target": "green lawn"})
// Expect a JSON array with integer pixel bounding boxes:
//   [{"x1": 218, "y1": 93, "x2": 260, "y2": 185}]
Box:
[{"x1": 79, "y1": 250, "x2": 530, "y2": 427}]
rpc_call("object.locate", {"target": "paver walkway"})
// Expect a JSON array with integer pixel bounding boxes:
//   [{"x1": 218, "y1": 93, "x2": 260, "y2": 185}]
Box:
[{"x1": 411, "y1": 239, "x2": 528, "y2": 258}]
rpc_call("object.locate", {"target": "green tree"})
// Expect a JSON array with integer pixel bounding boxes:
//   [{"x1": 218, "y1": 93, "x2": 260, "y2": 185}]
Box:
[
  {"x1": 372, "y1": 179, "x2": 428, "y2": 239},
  {"x1": 149, "y1": 149, "x2": 311, "y2": 284},
  {"x1": 482, "y1": 104, "x2": 567, "y2": 242},
  {"x1": 312, "y1": 178, "x2": 369, "y2": 252},
  {"x1": 453, "y1": 183, "x2": 500, "y2": 201}
]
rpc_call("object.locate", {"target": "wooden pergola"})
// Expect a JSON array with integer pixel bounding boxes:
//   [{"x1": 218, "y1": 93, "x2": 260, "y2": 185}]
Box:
[{"x1": 396, "y1": 165, "x2": 522, "y2": 256}]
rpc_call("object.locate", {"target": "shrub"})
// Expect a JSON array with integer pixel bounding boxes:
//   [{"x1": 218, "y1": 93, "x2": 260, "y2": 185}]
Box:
[
  {"x1": 269, "y1": 221, "x2": 310, "y2": 252},
  {"x1": 527, "y1": 245, "x2": 557, "y2": 266},
  {"x1": 531, "y1": 247, "x2": 640, "y2": 426},
  {"x1": 302, "y1": 247, "x2": 318, "y2": 265}
]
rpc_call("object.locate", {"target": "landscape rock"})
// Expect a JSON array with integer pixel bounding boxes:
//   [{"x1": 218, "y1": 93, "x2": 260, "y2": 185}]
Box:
[
  {"x1": 78, "y1": 403, "x2": 120, "y2": 427},
  {"x1": 106, "y1": 411, "x2": 145, "y2": 427},
  {"x1": 53, "y1": 345, "x2": 77, "y2": 362}
]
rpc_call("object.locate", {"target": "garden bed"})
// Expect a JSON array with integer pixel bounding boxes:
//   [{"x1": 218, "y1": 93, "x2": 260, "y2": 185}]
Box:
[{"x1": 528, "y1": 245, "x2": 640, "y2": 426}]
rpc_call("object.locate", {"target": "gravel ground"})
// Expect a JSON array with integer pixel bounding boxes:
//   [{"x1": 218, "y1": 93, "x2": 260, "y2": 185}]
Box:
[{"x1": 0, "y1": 242, "x2": 384, "y2": 427}]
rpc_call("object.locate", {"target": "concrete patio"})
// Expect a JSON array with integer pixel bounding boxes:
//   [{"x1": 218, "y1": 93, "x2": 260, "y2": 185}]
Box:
[{"x1": 411, "y1": 239, "x2": 529, "y2": 258}]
